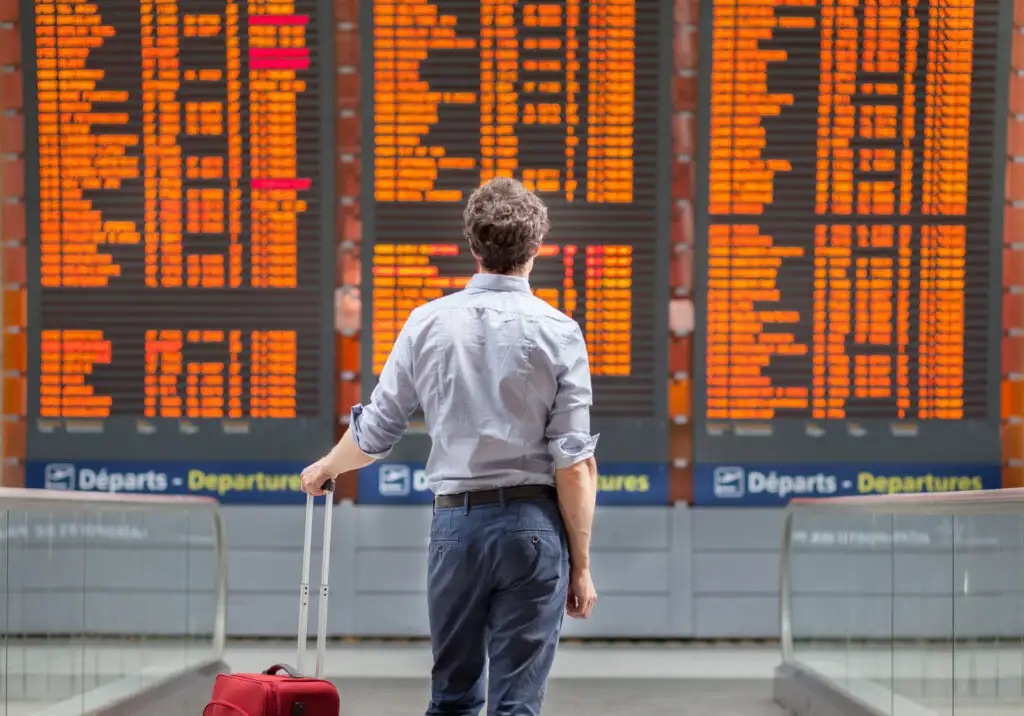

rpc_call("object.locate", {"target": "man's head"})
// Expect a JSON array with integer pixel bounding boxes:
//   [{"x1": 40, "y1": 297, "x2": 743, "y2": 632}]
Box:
[{"x1": 463, "y1": 177, "x2": 549, "y2": 276}]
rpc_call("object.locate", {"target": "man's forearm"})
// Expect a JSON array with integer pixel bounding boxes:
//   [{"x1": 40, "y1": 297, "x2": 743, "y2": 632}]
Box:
[
  {"x1": 323, "y1": 430, "x2": 376, "y2": 475},
  {"x1": 555, "y1": 456, "x2": 598, "y2": 570}
]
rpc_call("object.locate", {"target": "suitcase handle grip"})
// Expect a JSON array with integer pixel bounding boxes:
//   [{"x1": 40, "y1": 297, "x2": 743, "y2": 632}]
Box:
[
  {"x1": 263, "y1": 664, "x2": 302, "y2": 678},
  {"x1": 205, "y1": 701, "x2": 251, "y2": 715}
]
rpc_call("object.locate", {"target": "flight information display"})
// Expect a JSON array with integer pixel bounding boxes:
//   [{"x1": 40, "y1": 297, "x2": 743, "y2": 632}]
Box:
[
  {"x1": 23, "y1": 0, "x2": 335, "y2": 461},
  {"x1": 361, "y1": 0, "x2": 671, "y2": 461},
  {"x1": 694, "y1": 0, "x2": 1008, "y2": 464}
]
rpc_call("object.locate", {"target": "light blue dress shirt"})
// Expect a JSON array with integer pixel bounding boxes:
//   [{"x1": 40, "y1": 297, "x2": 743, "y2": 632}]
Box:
[{"x1": 350, "y1": 273, "x2": 599, "y2": 495}]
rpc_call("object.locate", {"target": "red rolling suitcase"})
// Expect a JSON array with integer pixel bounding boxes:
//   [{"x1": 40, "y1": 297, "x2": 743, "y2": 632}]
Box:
[{"x1": 205, "y1": 481, "x2": 341, "y2": 716}]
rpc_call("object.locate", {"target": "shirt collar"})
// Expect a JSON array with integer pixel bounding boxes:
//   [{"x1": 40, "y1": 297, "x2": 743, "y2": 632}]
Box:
[{"x1": 467, "y1": 273, "x2": 532, "y2": 294}]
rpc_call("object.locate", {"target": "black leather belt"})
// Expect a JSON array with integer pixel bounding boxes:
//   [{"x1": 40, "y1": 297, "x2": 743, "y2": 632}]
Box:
[{"x1": 434, "y1": 484, "x2": 556, "y2": 509}]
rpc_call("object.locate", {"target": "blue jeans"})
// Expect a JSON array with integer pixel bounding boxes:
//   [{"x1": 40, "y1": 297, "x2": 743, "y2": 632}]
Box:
[{"x1": 426, "y1": 495, "x2": 569, "y2": 716}]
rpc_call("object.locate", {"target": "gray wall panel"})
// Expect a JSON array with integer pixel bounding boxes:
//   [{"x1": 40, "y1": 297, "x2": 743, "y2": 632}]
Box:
[
  {"x1": 333, "y1": 502, "x2": 358, "y2": 634},
  {"x1": 353, "y1": 506, "x2": 433, "y2": 548},
  {"x1": 668, "y1": 505, "x2": 693, "y2": 635},
  {"x1": 223, "y1": 506, "x2": 317, "y2": 549},
  {"x1": 591, "y1": 508, "x2": 672, "y2": 550},
  {"x1": 221, "y1": 505, "x2": 357, "y2": 635},
  {"x1": 691, "y1": 509, "x2": 786, "y2": 550},
  {"x1": 693, "y1": 552, "x2": 778, "y2": 593},
  {"x1": 227, "y1": 549, "x2": 319, "y2": 592},
  {"x1": 694, "y1": 596, "x2": 778, "y2": 637},
  {"x1": 593, "y1": 551, "x2": 671, "y2": 594},
  {"x1": 353, "y1": 594, "x2": 429, "y2": 636},
  {"x1": 227, "y1": 594, "x2": 306, "y2": 636},
  {"x1": 355, "y1": 550, "x2": 427, "y2": 593},
  {"x1": 690, "y1": 509, "x2": 782, "y2": 637}
]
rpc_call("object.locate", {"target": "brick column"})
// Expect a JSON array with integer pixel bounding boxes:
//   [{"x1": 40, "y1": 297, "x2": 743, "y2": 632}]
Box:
[
  {"x1": 334, "y1": 0, "x2": 361, "y2": 500},
  {"x1": 0, "y1": 0, "x2": 26, "y2": 487},
  {"x1": 668, "y1": 0, "x2": 697, "y2": 503},
  {"x1": 1006, "y1": 11, "x2": 1024, "y2": 487}
]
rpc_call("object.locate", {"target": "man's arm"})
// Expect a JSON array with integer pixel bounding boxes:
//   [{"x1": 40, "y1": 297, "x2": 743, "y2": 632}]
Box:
[
  {"x1": 546, "y1": 323, "x2": 599, "y2": 618},
  {"x1": 555, "y1": 456, "x2": 597, "y2": 570},
  {"x1": 303, "y1": 320, "x2": 420, "y2": 494}
]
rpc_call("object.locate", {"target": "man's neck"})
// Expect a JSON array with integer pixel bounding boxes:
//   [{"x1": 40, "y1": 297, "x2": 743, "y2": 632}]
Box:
[{"x1": 480, "y1": 269, "x2": 529, "y2": 279}]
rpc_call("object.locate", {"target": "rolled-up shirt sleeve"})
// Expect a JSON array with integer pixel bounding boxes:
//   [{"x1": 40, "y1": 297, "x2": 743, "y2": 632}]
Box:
[
  {"x1": 546, "y1": 323, "x2": 600, "y2": 469},
  {"x1": 349, "y1": 320, "x2": 419, "y2": 459}
]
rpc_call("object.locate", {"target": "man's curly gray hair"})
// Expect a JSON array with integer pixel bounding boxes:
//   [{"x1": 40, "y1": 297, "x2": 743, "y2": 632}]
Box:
[{"x1": 463, "y1": 177, "x2": 549, "y2": 275}]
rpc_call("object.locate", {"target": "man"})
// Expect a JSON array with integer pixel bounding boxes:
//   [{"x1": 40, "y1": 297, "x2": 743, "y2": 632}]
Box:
[{"x1": 301, "y1": 176, "x2": 599, "y2": 715}]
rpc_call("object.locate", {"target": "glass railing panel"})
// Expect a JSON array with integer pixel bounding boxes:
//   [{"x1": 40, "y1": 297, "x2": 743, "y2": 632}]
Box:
[
  {"x1": 184, "y1": 507, "x2": 220, "y2": 673},
  {"x1": 788, "y1": 509, "x2": 897, "y2": 712},
  {"x1": 118, "y1": 508, "x2": 219, "y2": 680},
  {"x1": 950, "y1": 512, "x2": 1024, "y2": 716},
  {"x1": 890, "y1": 513, "x2": 954, "y2": 716},
  {"x1": 7, "y1": 507, "x2": 90, "y2": 712},
  {"x1": 80, "y1": 507, "x2": 147, "y2": 702},
  {"x1": 780, "y1": 492, "x2": 1024, "y2": 716},
  {"x1": 0, "y1": 489, "x2": 225, "y2": 716}
]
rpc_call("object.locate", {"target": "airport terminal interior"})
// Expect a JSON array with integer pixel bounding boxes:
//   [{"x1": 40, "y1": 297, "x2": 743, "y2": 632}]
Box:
[{"x1": 3, "y1": 0, "x2": 1024, "y2": 713}]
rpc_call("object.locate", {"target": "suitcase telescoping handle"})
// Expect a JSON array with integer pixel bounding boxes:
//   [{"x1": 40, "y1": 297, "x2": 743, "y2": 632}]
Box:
[{"x1": 296, "y1": 478, "x2": 335, "y2": 679}]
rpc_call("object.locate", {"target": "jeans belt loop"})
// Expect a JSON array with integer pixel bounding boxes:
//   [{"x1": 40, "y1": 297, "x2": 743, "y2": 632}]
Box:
[
  {"x1": 463, "y1": 491, "x2": 470, "y2": 515},
  {"x1": 498, "y1": 487, "x2": 506, "y2": 510}
]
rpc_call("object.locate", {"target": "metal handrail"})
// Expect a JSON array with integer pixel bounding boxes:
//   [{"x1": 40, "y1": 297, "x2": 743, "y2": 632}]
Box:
[
  {"x1": 779, "y1": 487, "x2": 1024, "y2": 663},
  {"x1": 0, "y1": 486, "x2": 228, "y2": 659}
]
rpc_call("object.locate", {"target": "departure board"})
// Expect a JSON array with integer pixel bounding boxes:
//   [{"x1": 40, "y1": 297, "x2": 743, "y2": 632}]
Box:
[
  {"x1": 23, "y1": 0, "x2": 335, "y2": 462},
  {"x1": 694, "y1": 0, "x2": 1008, "y2": 464},
  {"x1": 360, "y1": 0, "x2": 671, "y2": 462}
]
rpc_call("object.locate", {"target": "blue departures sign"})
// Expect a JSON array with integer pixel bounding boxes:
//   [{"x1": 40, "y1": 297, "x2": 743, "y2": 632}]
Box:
[
  {"x1": 26, "y1": 461, "x2": 670, "y2": 506},
  {"x1": 26, "y1": 461, "x2": 310, "y2": 504},
  {"x1": 693, "y1": 463, "x2": 1003, "y2": 506}
]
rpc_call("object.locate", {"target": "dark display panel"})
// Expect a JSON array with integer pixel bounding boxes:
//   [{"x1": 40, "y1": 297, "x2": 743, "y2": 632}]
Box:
[
  {"x1": 361, "y1": 0, "x2": 671, "y2": 462},
  {"x1": 24, "y1": 0, "x2": 335, "y2": 461},
  {"x1": 694, "y1": 0, "x2": 1009, "y2": 464}
]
